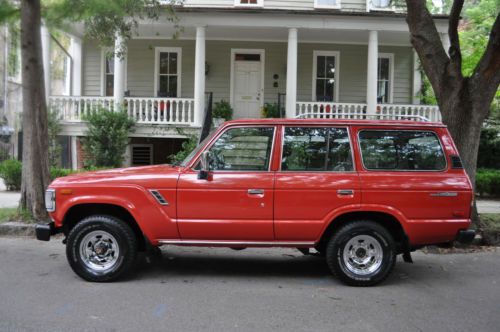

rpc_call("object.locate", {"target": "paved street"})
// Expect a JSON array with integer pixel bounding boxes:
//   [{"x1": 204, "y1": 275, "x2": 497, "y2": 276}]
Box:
[{"x1": 0, "y1": 237, "x2": 498, "y2": 332}]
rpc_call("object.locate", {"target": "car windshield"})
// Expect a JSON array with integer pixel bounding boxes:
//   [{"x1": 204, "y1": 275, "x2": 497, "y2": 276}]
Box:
[{"x1": 179, "y1": 130, "x2": 217, "y2": 167}]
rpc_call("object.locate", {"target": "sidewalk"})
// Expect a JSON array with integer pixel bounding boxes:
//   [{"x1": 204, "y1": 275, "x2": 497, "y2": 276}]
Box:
[{"x1": 0, "y1": 180, "x2": 20, "y2": 208}]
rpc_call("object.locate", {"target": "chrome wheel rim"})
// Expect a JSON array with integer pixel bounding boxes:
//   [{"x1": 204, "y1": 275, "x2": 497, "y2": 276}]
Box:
[
  {"x1": 342, "y1": 235, "x2": 383, "y2": 276},
  {"x1": 79, "y1": 231, "x2": 120, "y2": 272}
]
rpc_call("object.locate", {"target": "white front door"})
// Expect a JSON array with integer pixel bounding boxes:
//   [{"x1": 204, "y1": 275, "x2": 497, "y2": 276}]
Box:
[{"x1": 233, "y1": 58, "x2": 263, "y2": 119}]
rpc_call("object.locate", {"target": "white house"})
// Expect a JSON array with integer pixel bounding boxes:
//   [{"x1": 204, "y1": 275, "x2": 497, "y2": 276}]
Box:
[{"x1": 46, "y1": 0, "x2": 448, "y2": 169}]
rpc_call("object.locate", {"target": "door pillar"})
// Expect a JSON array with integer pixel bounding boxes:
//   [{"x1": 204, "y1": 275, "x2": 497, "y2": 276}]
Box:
[
  {"x1": 286, "y1": 28, "x2": 298, "y2": 118},
  {"x1": 194, "y1": 26, "x2": 206, "y2": 127}
]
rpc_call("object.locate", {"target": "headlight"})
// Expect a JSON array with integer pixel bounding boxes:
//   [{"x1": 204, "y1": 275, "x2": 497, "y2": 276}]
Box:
[{"x1": 45, "y1": 189, "x2": 56, "y2": 212}]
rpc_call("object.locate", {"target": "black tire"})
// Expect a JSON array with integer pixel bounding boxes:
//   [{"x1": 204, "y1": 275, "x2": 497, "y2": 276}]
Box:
[
  {"x1": 326, "y1": 221, "x2": 396, "y2": 286},
  {"x1": 66, "y1": 215, "x2": 138, "y2": 282}
]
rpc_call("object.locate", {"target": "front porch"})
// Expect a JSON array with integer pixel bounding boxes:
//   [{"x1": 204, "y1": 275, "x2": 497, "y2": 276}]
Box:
[{"x1": 46, "y1": 11, "x2": 448, "y2": 135}]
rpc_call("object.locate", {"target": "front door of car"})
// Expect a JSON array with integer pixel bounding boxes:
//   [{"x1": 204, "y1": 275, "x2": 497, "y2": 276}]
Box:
[{"x1": 177, "y1": 126, "x2": 276, "y2": 241}]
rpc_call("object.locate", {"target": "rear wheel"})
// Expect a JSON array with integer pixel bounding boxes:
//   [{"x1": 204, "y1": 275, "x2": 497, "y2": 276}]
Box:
[
  {"x1": 326, "y1": 221, "x2": 396, "y2": 286},
  {"x1": 66, "y1": 215, "x2": 138, "y2": 282}
]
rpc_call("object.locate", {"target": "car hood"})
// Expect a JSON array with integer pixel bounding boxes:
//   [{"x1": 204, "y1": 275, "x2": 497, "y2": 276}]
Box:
[{"x1": 50, "y1": 164, "x2": 182, "y2": 187}]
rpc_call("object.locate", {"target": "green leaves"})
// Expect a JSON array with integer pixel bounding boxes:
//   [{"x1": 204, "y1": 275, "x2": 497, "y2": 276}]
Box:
[{"x1": 82, "y1": 107, "x2": 135, "y2": 168}]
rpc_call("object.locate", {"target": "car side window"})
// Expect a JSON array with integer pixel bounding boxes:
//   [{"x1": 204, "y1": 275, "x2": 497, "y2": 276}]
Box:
[
  {"x1": 358, "y1": 130, "x2": 446, "y2": 171},
  {"x1": 281, "y1": 127, "x2": 353, "y2": 172},
  {"x1": 207, "y1": 127, "x2": 275, "y2": 171}
]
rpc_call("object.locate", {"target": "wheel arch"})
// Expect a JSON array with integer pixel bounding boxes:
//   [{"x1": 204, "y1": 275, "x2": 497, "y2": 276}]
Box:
[
  {"x1": 316, "y1": 211, "x2": 410, "y2": 254},
  {"x1": 62, "y1": 203, "x2": 147, "y2": 251}
]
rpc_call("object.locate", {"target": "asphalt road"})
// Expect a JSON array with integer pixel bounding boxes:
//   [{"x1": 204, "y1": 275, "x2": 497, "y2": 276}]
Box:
[{"x1": 0, "y1": 237, "x2": 499, "y2": 332}]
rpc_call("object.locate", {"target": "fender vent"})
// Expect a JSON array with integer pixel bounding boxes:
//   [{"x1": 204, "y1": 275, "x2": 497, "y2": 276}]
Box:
[{"x1": 149, "y1": 190, "x2": 169, "y2": 206}]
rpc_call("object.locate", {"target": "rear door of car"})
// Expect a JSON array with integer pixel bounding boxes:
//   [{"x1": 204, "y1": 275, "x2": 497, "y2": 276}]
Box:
[{"x1": 274, "y1": 125, "x2": 361, "y2": 241}]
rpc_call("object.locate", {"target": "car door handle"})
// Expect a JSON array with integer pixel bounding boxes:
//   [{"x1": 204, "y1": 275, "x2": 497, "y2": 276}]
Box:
[
  {"x1": 337, "y1": 189, "x2": 354, "y2": 196},
  {"x1": 248, "y1": 189, "x2": 264, "y2": 195},
  {"x1": 430, "y1": 192, "x2": 458, "y2": 197}
]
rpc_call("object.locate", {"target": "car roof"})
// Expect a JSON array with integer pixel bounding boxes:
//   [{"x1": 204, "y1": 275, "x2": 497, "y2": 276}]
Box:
[{"x1": 222, "y1": 118, "x2": 446, "y2": 128}]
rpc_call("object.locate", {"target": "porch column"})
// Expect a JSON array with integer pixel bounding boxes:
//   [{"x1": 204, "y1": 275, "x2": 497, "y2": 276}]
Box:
[
  {"x1": 113, "y1": 33, "x2": 126, "y2": 109},
  {"x1": 440, "y1": 33, "x2": 450, "y2": 57},
  {"x1": 366, "y1": 30, "x2": 378, "y2": 115},
  {"x1": 412, "y1": 50, "x2": 422, "y2": 104},
  {"x1": 41, "y1": 24, "x2": 51, "y2": 103},
  {"x1": 193, "y1": 26, "x2": 206, "y2": 127},
  {"x1": 70, "y1": 36, "x2": 83, "y2": 96},
  {"x1": 286, "y1": 28, "x2": 298, "y2": 118}
]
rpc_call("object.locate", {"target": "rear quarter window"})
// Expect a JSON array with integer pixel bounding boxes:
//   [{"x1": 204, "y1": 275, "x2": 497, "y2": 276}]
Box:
[{"x1": 358, "y1": 130, "x2": 447, "y2": 171}]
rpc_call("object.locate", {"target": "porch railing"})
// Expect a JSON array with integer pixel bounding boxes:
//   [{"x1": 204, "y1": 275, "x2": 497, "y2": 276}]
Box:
[
  {"x1": 296, "y1": 101, "x2": 441, "y2": 122},
  {"x1": 49, "y1": 96, "x2": 195, "y2": 125}
]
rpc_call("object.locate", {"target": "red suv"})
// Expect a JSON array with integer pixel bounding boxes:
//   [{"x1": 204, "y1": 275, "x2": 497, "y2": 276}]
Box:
[{"x1": 37, "y1": 119, "x2": 475, "y2": 286}]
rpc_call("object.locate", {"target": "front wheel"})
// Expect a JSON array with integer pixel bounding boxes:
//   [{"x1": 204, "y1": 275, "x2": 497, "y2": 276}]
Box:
[
  {"x1": 66, "y1": 215, "x2": 138, "y2": 282},
  {"x1": 326, "y1": 221, "x2": 396, "y2": 286}
]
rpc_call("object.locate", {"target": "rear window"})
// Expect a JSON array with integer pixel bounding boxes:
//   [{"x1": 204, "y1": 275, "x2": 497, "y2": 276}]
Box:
[{"x1": 358, "y1": 130, "x2": 446, "y2": 171}]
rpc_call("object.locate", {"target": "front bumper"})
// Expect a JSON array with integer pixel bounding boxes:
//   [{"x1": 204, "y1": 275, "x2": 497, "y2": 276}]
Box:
[
  {"x1": 35, "y1": 222, "x2": 60, "y2": 241},
  {"x1": 455, "y1": 229, "x2": 476, "y2": 244}
]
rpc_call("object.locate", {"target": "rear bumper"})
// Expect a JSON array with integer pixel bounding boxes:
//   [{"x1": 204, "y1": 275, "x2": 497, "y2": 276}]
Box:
[
  {"x1": 455, "y1": 229, "x2": 476, "y2": 244},
  {"x1": 35, "y1": 222, "x2": 60, "y2": 241}
]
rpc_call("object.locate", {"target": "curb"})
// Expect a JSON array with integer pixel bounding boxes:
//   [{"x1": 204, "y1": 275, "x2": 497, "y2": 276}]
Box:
[{"x1": 0, "y1": 222, "x2": 35, "y2": 237}]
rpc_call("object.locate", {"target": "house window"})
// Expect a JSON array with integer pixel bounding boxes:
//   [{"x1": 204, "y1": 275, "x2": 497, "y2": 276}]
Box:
[
  {"x1": 155, "y1": 47, "x2": 181, "y2": 97},
  {"x1": 370, "y1": 0, "x2": 392, "y2": 10},
  {"x1": 101, "y1": 50, "x2": 127, "y2": 97},
  {"x1": 235, "y1": 0, "x2": 263, "y2": 7},
  {"x1": 104, "y1": 54, "x2": 114, "y2": 97},
  {"x1": 377, "y1": 54, "x2": 394, "y2": 103},
  {"x1": 313, "y1": 51, "x2": 339, "y2": 102},
  {"x1": 131, "y1": 144, "x2": 153, "y2": 166},
  {"x1": 314, "y1": 0, "x2": 340, "y2": 9}
]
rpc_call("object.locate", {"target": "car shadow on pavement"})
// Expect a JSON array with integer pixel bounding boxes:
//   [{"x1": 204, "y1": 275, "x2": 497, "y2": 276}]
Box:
[{"x1": 122, "y1": 248, "x2": 453, "y2": 286}]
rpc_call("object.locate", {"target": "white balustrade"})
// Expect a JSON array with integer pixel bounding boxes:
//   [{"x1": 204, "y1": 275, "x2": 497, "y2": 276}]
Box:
[
  {"x1": 296, "y1": 101, "x2": 442, "y2": 122},
  {"x1": 48, "y1": 96, "x2": 195, "y2": 125}
]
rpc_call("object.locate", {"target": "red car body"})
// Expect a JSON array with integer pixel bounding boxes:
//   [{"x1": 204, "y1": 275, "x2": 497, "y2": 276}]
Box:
[{"x1": 46, "y1": 119, "x2": 473, "y2": 248}]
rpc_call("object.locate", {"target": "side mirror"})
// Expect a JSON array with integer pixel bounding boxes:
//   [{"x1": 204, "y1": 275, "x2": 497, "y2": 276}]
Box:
[{"x1": 198, "y1": 150, "x2": 210, "y2": 180}]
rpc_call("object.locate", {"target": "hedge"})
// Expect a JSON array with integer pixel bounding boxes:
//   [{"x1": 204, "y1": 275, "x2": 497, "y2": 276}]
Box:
[{"x1": 476, "y1": 169, "x2": 500, "y2": 197}]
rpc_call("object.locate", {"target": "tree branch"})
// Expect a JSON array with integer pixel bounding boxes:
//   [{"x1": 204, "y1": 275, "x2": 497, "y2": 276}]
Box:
[
  {"x1": 405, "y1": 0, "x2": 450, "y2": 101},
  {"x1": 472, "y1": 13, "x2": 500, "y2": 104},
  {"x1": 448, "y1": 0, "x2": 464, "y2": 77}
]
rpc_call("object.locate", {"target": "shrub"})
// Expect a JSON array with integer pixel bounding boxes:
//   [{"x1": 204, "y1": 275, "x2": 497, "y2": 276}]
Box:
[
  {"x1": 0, "y1": 159, "x2": 22, "y2": 191},
  {"x1": 169, "y1": 133, "x2": 198, "y2": 164},
  {"x1": 476, "y1": 169, "x2": 500, "y2": 197},
  {"x1": 82, "y1": 107, "x2": 135, "y2": 168},
  {"x1": 50, "y1": 168, "x2": 77, "y2": 180},
  {"x1": 213, "y1": 100, "x2": 233, "y2": 120},
  {"x1": 261, "y1": 103, "x2": 280, "y2": 118},
  {"x1": 477, "y1": 126, "x2": 500, "y2": 169}
]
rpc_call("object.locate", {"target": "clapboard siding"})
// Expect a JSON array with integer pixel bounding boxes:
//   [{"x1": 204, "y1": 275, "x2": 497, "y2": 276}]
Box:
[
  {"x1": 82, "y1": 41, "x2": 102, "y2": 96},
  {"x1": 82, "y1": 39, "x2": 413, "y2": 104}
]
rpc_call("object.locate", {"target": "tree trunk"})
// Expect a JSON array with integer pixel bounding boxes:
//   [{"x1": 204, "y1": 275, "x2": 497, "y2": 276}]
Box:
[{"x1": 19, "y1": 0, "x2": 51, "y2": 220}]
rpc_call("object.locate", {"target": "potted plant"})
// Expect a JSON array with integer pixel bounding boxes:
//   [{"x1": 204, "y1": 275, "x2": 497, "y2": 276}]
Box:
[
  {"x1": 212, "y1": 100, "x2": 233, "y2": 127},
  {"x1": 261, "y1": 103, "x2": 281, "y2": 118}
]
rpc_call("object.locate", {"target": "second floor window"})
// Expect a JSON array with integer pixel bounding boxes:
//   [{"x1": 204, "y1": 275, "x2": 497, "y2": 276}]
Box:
[
  {"x1": 236, "y1": 0, "x2": 263, "y2": 6},
  {"x1": 314, "y1": 0, "x2": 340, "y2": 9}
]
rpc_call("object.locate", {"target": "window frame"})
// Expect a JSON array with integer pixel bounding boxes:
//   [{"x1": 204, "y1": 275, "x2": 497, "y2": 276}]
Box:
[
  {"x1": 377, "y1": 53, "x2": 394, "y2": 104},
  {"x1": 154, "y1": 47, "x2": 182, "y2": 98},
  {"x1": 312, "y1": 50, "x2": 340, "y2": 102},
  {"x1": 279, "y1": 126, "x2": 356, "y2": 173},
  {"x1": 100, "y1": 48, "x2": 127, "y2": 97},
  {"x1": 234, "y1": 0, "x2": 264, "y2": 7},
  {"x1": 314, "y1": 0, "x2": 341, "y2": 10},
  {"x1": 357, "y1": 129, "x2": 448, "y2": 172},
  {"x1": 192, "y1": 125, "x2": 277, "y2": 173}
]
